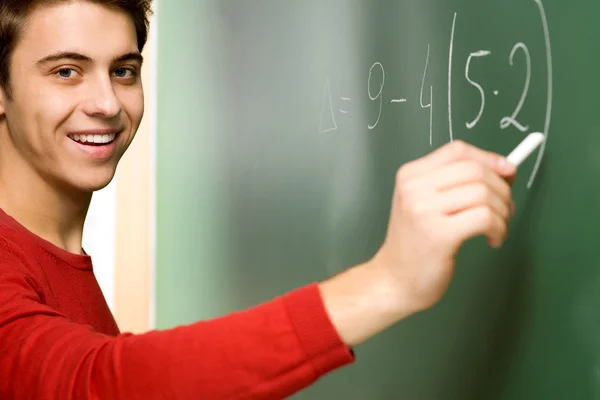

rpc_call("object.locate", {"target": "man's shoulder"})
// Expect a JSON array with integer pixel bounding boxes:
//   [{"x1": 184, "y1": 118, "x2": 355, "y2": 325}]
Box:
[{"x1": 0, "y1": 224, "x2": 41, "y2": 267}]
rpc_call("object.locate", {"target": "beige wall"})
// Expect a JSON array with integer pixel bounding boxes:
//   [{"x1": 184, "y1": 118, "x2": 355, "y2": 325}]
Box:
[{"x1": 112, "y1": 14, "x2": 156, "y2": 334}]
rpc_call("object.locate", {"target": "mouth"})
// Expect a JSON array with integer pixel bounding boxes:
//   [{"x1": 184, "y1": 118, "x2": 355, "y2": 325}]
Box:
[
  {"x1": 66, "y1": 129, "x2": 123, "y2": 160},
  {"x1": 67, "y1": 131, "x2": 119, "y2": 146}
]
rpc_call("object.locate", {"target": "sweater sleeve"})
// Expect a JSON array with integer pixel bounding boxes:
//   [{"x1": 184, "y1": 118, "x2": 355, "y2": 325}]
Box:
[{"x1": 0, "y1": 253, "x2": 355, "y2": 399}]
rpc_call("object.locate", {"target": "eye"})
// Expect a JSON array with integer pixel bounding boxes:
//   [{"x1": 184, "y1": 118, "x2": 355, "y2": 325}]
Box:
[
  {"x1": 56, "y1": 68, "x2": 79, "y2": 79},
  {"x1": 114, "y1": 67, "x2": 136, "y2": 78}
]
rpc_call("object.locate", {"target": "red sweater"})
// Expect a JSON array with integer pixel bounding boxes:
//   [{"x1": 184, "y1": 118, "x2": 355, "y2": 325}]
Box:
[{"x1": 0, "y1": 208, "x2": 354, "y2": 399}]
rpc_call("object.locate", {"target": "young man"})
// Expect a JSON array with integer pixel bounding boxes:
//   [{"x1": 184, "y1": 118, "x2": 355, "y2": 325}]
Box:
[{"x1": 0, "y1": 0, "x2": 517, "y2": 399}]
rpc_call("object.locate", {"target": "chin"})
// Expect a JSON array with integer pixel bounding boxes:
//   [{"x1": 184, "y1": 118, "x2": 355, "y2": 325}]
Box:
[
  {"x1": 70, "y1": 167, "x2": 118, "y2": 193},
  {"x1": 85, "y1": 179, "x2": 114, "y2": 192}
]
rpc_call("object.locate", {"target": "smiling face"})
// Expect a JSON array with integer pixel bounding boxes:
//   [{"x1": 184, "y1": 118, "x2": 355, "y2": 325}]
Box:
[{"x1": 0, "y1": 1, "x2": 145, "y2": 193}]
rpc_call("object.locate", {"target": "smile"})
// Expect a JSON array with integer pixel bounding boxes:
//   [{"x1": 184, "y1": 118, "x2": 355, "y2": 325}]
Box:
[{"x1": 68, "y1": 133, "x2": 117, "y2": 145}]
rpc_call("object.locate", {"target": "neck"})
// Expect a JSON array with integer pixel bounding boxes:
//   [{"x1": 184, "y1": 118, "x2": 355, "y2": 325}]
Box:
[{"x1": 0, "y1": 150, "x2": 91, "y2": 255}]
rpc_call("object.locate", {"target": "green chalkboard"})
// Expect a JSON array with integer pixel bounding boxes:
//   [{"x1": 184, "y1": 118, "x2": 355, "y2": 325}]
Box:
[{"x1": 155, "y1": 1, "x2": 600, "y2": 398}]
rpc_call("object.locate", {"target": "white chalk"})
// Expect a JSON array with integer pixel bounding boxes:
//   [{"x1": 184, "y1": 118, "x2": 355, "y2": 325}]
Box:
[{"x1": 506, "y1": 132, "x2": 545, "y2": 167}]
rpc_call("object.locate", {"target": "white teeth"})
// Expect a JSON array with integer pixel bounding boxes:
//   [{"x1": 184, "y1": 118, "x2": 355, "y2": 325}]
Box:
[{"x1": 69, "y1": 133, "x2": 116, "y2": 144}]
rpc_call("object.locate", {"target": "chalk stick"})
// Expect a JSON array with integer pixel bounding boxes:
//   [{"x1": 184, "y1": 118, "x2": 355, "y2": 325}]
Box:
[{"x1": 506, "y1": 132, "x2": 545, "y2": 167}]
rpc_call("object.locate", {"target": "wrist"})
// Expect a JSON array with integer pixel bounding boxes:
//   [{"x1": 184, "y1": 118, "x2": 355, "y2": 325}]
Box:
[
  {"x1": 318, "y1": 259, "x2": 418, "y2": 348},
  {"x1": 362, "y1": 255, "x2": 421, "y2": 318}
]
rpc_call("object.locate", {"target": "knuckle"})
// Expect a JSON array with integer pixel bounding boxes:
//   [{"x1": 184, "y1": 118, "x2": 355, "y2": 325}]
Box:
[
  {"x1": 462, "y1": 159, "x2": 486, "y2": 181},
  {"x1": 397, "y1": 187, "x2": 417, "y2": 212},
  {"x1": 400, "y1": 181, "x2": 416, "y2": 198},
  {"x1": 500, "y1": 181, "x2": 512, "y2": 200},
  {"x1": 502, "y1": 222, "x2": 508, "y2": 239},
  {"x1": 395, "y1": 185, "x2": 427, "y2": 217},
  {"x1": 448, "y1": 140, "x2": 468, "y2": 158},
  {"x1": 479, "y1": 207, "x2": 497, "y2": 229},
  {"x1": 494, "y1": 221, "x2": 508, "y2": 243},
  {"x1": 498, "y1": 203, "x2": 510, "y2": 220},
  {"x1": 474, "y1": 182, "x2": 493, "y2": 203},
  {"x1": 501, "y1": 221, "x2": 508, "y2": 237},
  {"x1": 408, "y1": 201, "x2": 428, "y2": 218},
  {"x1": 395, "y1": 164, "x2": 411, "y2": 187},
  {"x1": 396, "y1": 172, "x2": 417, "y2": 198}
]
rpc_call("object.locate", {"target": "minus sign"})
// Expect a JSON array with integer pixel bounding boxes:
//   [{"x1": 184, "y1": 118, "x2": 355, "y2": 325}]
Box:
[
  {"x1": 391, "y1": 99, "x2": 407, "y2": 103},
  {"x1": 340, "y1": 110, "x2": 349, "y2": 114}
]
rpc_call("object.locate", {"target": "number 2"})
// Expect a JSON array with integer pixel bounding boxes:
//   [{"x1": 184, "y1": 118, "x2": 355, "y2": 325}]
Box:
[{"x1": 500, "y1": 42, "x2": 531, "y2": 132}]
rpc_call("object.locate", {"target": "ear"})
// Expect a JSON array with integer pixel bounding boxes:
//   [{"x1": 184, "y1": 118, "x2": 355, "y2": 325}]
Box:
[{"x1": 0, "y1": 88, "x2": 5, "y2": 117}]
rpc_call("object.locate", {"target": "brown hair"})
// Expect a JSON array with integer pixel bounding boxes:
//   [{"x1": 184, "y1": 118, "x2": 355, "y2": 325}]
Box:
[{"x1": 0, "y1": 0, "x2": 153, "y2": 99}]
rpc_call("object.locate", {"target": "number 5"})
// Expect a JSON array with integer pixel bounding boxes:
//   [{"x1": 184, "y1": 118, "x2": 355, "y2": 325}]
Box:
[{"x1": 465, "y1": 50, "x2": 491, "y2": 129}]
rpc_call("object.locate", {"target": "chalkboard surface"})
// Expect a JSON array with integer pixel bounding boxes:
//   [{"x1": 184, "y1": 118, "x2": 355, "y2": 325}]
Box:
[{"x1": 155, "y1": 1, "x2": 600, "y2": 398}]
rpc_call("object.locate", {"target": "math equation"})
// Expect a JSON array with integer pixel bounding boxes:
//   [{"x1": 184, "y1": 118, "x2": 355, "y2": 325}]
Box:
[{"x1": 318, "y1": 0, "x2": 552, "y2": 189}]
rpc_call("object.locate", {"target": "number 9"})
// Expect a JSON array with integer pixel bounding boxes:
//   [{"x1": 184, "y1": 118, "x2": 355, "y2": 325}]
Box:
[{"x1": 368, "y1": 62, "x2": 385, "y2": 130}]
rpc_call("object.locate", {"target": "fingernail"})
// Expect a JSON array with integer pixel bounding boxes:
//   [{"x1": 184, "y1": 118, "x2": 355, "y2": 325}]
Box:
[{"x1": 488, "y1": 237, "x2": 500, "y2": 248}]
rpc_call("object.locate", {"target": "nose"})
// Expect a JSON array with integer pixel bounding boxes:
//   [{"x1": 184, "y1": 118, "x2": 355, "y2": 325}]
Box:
[{"x1": 82, "y1": 76, "x2": 122, "y2": 119}]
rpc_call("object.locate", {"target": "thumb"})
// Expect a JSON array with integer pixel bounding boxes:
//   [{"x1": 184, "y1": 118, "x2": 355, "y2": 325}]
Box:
[{"x1": 497, "y1": 157, "x2": 517, "y2": 181}]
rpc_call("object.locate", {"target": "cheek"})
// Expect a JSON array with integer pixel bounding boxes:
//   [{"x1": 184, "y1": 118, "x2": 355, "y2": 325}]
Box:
[
  {"x1": 9, "y1": 73, "x2": 75, "y2": 139},
  {"x1": 24, "y1": 81, "x2": 77, "y2": 130},
  {"x1": 26, "y1": 97, "x2": 76, "y2": 156},
  {"x1": 120, "y1": 89, "x2": 144, "y2": 130},
  {"x1": 34, "y1": 93, "x2": 76, "y2": 129},
  {"x1": 5, "y1": 94, "x2": 68, "y2": 148}
]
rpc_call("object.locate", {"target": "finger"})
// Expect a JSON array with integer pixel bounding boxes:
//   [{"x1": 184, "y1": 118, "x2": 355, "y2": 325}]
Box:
[
  {"x1": 398, "y1": 140, "x2": 514, "y2": 182},
  {"x1": 504, "y1": 172, "x2": 517, "y2": 186},
  {"x1": 435, "y1": 181, "x2": 511, "y2": 220},
  {"x1": 448, "y1": 206, "x2": 508, "y2": 249},
  {"x1": 427, "y1": 160, "x2": 512, "y2": 204}
]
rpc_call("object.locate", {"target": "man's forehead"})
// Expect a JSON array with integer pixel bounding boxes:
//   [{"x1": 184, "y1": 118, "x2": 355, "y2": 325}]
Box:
[{"x1": 16, "y1": 2, "x2": 138, "y2": 62}]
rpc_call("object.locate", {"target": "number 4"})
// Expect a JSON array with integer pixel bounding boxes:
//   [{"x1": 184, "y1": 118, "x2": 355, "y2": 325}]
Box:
[{"x1": 420, "y1": 44, "x2": 433, "y2": 146}]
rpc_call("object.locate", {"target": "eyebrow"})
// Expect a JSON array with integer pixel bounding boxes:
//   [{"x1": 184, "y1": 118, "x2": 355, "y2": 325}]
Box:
[{"x1": 35, "y1": 51, "x2": 144, "y2": 68}]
